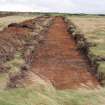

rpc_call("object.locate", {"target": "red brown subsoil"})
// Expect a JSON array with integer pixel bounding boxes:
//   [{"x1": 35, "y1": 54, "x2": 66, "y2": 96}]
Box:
[{"x1": 32, "y1": 17, "x2": 99, "y2": 89}]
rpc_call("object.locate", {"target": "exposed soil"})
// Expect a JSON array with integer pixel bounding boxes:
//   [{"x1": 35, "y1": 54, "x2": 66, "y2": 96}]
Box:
[
  {"x1": 0, "y1": 16, "x2": 53, "y2": 89},
  {"x1": 0, "y1": 16, "x2": 99, "y2": 90},
  {"x1": 32, "y1": 17, "x2": 99, "y2": 89}
]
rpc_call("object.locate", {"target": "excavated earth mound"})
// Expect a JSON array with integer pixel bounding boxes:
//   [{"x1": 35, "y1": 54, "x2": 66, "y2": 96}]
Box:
[
  {"x1": 0, "y1": 16, "x2": 53, "y2": 89},
  {"x1": 0, "y1": 16, "x2": 99, "y2": 90},
  {"x1": 32, "y1": 16, "x2": 99, "y2": 89}
]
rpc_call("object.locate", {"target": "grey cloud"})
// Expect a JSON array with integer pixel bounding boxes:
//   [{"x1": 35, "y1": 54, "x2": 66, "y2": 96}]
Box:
[{"x1": 0, "y1": 0, "x2": 105, "y2": 13}]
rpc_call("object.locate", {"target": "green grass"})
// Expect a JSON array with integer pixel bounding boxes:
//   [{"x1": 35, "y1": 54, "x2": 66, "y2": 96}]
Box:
[
  {"x1": 89, "y1": 44, "x2": 105, "y2": 57},
  {"x1": 97, "y1": 62, "x2": 105, "y2": 85},
  {"x1": 0, "y1": 74, "x2": 8, "y2": 89},
  {"x1": 0, "y1": 88, "x2": 59, "y2": 105},
  {"x1": 58, "y1": 88, "x2": 105, "y2": 105},
  {"x1": 5, "y1": 52, "x2": 25, "y2": 74},
  {"x1": 0, "y1": 52, "x2": 25, "y2": 89},
  {"x1": 0, "y1": 86, "x2": 105, "y2": 105}
]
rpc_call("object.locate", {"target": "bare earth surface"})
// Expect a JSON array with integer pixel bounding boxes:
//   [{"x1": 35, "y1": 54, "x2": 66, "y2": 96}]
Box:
[{"x1": 32, "y1": 17, "x2": 99, "y2": 89}]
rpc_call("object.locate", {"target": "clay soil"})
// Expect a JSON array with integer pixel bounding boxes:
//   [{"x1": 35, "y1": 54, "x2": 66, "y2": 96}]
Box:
[{"x1": 32, "y1": 17, "x2": 99, "y2": 89}]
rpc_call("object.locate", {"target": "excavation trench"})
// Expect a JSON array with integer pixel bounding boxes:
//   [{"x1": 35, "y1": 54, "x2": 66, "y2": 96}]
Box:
[{"x1": 32, "y1": 17, "x2": 99, "y2": 89}]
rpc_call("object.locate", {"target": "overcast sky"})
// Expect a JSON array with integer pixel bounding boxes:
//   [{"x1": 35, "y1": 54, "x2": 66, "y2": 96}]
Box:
[{"x1": 0, "y1": 0, "x2": 105, "y2": 14}]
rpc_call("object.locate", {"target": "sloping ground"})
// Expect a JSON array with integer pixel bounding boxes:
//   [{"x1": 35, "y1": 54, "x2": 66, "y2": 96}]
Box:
[
  {"x1": 0, "y1": 16, "x2": 53, "y2": 89},
  {"x1": 32, "y1": 16, "x2": 99, "y2": 89},
  {"x1": 67, "y1": 16, "x2": 105, "y2": 85}
]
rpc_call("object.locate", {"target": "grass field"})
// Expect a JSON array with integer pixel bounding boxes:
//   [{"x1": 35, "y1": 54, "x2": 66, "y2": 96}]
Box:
[
  {"x1": 0, "y1": 15, "x2": 36, "y2": 30},
  {"x1": 0, "y1": 81, "x2": 105, "y2": 105},
  {"x1": 0, "y1": 14, "x2": 105, "y2": 105}
]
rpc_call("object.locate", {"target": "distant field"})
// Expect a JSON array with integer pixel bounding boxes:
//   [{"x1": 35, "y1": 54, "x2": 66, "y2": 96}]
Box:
[
  {"x1": 70, "y1": 16, "x2": 105, "y2": 44},
  {"x1": 0, "y1": 15, "x2": 36, "y2": 30},
  {"x1": 70, "y1": 16, "x2": 105, "y2": 56}
]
